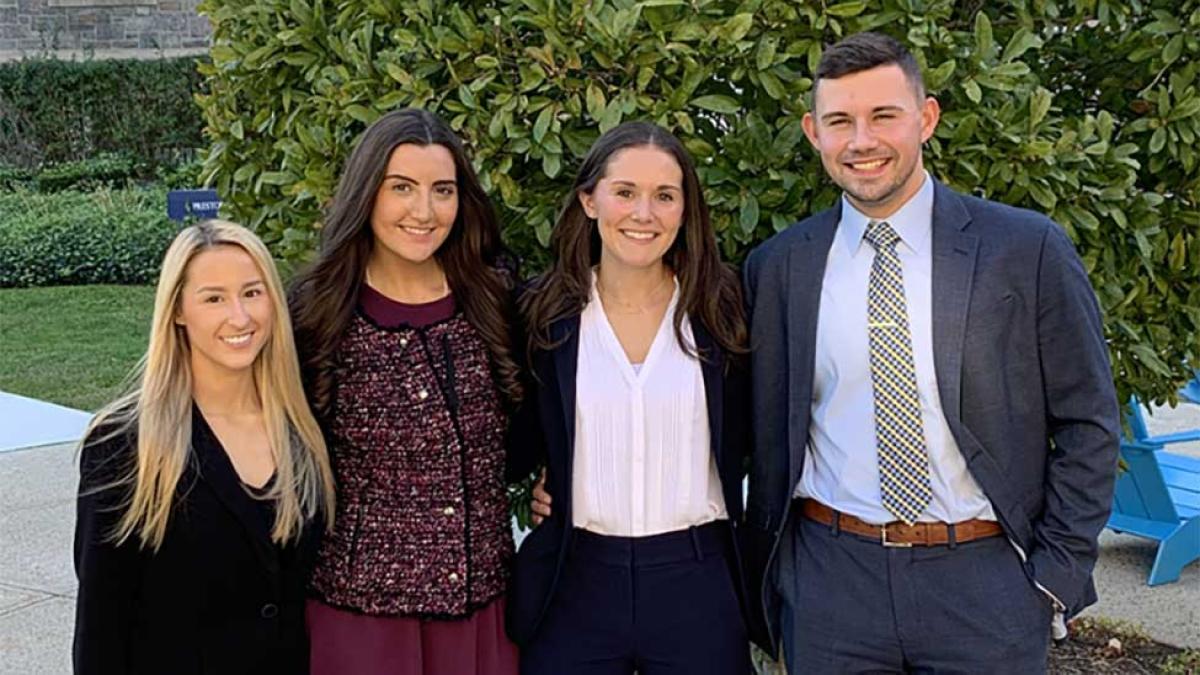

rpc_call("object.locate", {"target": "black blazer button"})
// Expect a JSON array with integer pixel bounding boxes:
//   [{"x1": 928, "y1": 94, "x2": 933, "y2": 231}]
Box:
[{"x1": 260, "y1": 603, "x2": 279, "y2": 619}]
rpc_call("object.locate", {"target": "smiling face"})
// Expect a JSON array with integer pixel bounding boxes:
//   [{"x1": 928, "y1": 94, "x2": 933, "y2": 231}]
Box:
[
  {"x1": 368, "y1": 143, "x2": 459, "y2": 273},
  {"x1": 579, "y1": 145, "x2": 685, "y2": 275},
  {"x1": 803, "y1": 63, "x2": 940, "y2": 219},
  {"x1": 175, "y1": 244, "x2": 274, "y2": 378}
]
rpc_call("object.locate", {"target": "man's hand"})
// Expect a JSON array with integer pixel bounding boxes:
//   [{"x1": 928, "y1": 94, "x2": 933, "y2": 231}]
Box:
[{"x1": 530, "y1": 468, "x2": 552, "y2": 525}]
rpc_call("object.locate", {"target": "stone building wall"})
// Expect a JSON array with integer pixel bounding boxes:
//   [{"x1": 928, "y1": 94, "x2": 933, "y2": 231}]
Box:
[{"x1": 0, "y1": 0, "x2": 210, "y2": 58}]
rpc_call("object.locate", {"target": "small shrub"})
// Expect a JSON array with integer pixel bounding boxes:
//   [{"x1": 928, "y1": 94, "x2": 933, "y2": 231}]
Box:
[
  {"x1": 0, "y1": 187, "x2": 180, "y2": 287},
  {"x1": 1160, "y1": 651, "x2": 1200, "y2": 675},
  {"x1": 0, "y1": 164, "x2": 35, "y2": 191},
  {"x1": 155, "y1": 158, "x2": 207, "y2": 190},
  {"x1": 0, "y1": 154, "x2": 189, "y2": 193},
  {"x1": 32, "y1": 154, "x2": 138, "y2": 192}
]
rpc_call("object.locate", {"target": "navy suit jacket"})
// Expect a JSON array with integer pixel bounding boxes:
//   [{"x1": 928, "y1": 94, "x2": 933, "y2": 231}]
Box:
[
  {"x1": 741, "y1": 180, "x2": 1121, "y2": 653},
  {"x1": 504, "y1": 312, "x2": 752, "y2": 646}
]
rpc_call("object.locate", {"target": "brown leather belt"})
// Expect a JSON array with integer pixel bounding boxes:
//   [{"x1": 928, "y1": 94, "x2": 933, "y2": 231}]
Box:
[{"x1": 799, "y1": 499, "x2": 1003, "y2": 547}]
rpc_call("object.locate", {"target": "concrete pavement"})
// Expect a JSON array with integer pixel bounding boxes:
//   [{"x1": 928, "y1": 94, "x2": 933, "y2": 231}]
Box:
[
  {"x1": 0, "y1": 440, "x2": 77, "y2": 675},
  {"x1": 0, "y1": 392, "x2": 91, "y2": 454}
]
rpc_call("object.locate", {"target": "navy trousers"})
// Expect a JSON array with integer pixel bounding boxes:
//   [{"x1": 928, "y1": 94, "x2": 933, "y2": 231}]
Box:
[
  {"x1": 520, "y1": 521, "x2": 751, "y2": 675},
  {"x1": 781, "y1": 514, "x2": 1053, "y2": 674}
]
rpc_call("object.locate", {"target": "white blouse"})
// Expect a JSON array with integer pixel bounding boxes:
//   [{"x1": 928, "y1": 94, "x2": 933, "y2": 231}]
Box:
[{"x1": 572, "y1": 274, "x2": 728, "y2": 537}]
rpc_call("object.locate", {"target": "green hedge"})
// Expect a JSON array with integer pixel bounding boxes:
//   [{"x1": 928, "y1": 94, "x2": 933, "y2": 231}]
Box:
[
  {"x1": 0, "y1": 164, "x2": 33, "y2": 190},
  {"x1": 0, "y1": 56, "x2": 207, "y2": 171},
  {"x1": 196, "y1": 0, "x2": 1200, "y2": 406},
  {"x1": 0, "y1": 188, "x2": 179, "y2": 287},
  {"x1": 0, "y1": 154, "x2": 141, "y2": 192},
  {"x1": 0, "y1": 154, "x2": 205, "y2": 193},
  {"x1": 34, "y1": 154, "x2": 138, "y2": 192}
]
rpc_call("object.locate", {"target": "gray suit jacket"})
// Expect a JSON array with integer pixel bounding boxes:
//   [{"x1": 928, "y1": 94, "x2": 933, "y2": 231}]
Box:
[{"x1": 741, "y1": 180, "x2": 1120, "y2": 653}]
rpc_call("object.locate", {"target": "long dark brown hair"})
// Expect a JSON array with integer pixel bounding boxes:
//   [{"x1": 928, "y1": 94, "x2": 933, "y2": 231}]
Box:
[
  {"x1": 290, "y1": 108, "x2": 521, "y2": 416},
  {"x1": 522, "y1": 121, "x2": 746, "y2": 360}
]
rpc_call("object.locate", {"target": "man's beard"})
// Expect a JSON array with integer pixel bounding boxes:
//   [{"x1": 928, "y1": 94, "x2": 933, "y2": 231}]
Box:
[{"x1": 838, "y1": 158, "x2": 913, "y2": 210}]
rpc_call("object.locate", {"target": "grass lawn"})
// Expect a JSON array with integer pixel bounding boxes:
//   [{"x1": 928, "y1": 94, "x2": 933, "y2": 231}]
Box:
[{"x1": 0, "y1": 285, "x2": 154, "y2": 411}]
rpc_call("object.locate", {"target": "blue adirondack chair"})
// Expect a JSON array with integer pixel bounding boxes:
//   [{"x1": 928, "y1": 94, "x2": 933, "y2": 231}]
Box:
[
  {"x1": 1107, "y1": 380, "x2": 1200, "y2": 586},
  {"x1": 1181, "y1": 371, "x2": 1200, "y2": 405}
]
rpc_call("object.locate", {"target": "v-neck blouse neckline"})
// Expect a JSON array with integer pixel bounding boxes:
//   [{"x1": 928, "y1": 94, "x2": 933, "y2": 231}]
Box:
[{"x1": 587, "y1": 269, "x2": 681, "y2": 389}]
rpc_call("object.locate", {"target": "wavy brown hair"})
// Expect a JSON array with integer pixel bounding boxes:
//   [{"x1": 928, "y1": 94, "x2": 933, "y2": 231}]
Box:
[
  {"x1": 522, "y1": 121, "x2": 746, "y2": 360},
  {"x1": 289, "y1": 108, "x2": 521, "y2": 416}
]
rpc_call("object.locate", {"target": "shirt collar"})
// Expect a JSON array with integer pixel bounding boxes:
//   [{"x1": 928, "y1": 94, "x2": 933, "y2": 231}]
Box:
[{"x1": 837, "y1": 170, "x2": 934, "y2": 256}]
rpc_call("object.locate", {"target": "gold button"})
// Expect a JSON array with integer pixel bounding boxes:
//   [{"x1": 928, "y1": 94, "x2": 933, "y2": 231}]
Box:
[
  {"x1": 448, "y1": 572, "x2": 459, "y2": 582},
  {"x1": 418, "y1": 389, "x2": 429, "y2": 400},
  {"x1": 443, "y1": 506, "x2": 456, "y2": 515}
]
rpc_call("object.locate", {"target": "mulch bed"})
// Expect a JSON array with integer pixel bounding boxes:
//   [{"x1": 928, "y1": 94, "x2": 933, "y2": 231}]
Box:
[
  {"x1": 748, "y1": 619, "x2": 1190, "y2": 667},
  {"x1": 1049, "y1": 617, "x2": 1200, "y2": 674},
  {"x1": 750, "y1": 616, "x2": 1198, "y2": 674}
]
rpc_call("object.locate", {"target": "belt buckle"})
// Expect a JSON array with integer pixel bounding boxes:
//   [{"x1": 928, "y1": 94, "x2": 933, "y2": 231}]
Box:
[{"x1": 880, "y1": 524, "x2": 912, "y2": 548}]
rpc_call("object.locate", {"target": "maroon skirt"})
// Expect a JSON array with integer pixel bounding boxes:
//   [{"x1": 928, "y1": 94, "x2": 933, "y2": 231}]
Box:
[{"x1": 307, "y1": 595, "x2": 519, "y2": 675}]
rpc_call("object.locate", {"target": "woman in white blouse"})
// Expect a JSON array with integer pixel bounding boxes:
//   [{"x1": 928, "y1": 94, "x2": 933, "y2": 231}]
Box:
[{"x1": 507, "y1": 122, "x2": 752, "y2": 675}]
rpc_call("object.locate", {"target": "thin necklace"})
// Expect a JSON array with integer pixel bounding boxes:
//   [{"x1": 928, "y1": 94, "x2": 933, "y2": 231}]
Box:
[{"x1": 596, "y1": 273, "x2": 673, "y2": 315}]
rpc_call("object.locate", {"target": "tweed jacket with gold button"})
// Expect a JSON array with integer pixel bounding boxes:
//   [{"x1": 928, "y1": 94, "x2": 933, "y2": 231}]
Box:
[{"x1": 308, "y1": 309, "x2": 512, "y2": 618}]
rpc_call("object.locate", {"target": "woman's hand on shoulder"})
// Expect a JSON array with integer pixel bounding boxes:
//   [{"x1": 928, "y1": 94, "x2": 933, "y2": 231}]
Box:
[{"x1": 530, "y1": 468, "x2": 552, "y2": 525}]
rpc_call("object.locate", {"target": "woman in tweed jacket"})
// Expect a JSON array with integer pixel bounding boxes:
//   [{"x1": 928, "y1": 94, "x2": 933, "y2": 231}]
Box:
[{"x1": 289, "y1": 108, "x2": 528, "y2": 675}]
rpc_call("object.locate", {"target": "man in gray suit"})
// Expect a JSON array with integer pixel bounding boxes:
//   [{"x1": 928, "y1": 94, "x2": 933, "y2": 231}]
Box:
[{"x1": 742, "y1": 32, "x2": 1120, "y2": 673}]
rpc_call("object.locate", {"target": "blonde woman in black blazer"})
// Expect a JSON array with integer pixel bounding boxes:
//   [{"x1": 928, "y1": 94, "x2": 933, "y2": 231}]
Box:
[{"x1": 73, "y1": 221, "x2": 335, "y2": 674}]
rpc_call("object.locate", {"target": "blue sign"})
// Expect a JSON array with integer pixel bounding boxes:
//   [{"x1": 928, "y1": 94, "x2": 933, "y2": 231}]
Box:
[{"x1": 167, "y1": 189, "x2": 221, "y2": 222}]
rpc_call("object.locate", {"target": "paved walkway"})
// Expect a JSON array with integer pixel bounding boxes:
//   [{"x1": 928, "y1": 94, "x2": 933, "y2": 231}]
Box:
[
  {"x1": 0, "y1": 440, "x2": 78, "y2": 674},
  {"x1": 0, "y1": 397, "x2": 1197, "y2": 673},
  {"x1": 0, "y1": 392, "x2": 91, "y2": 454}
]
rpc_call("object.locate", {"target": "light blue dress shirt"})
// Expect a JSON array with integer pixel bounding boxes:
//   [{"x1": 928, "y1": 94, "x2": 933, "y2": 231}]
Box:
[{"x1": 795, "y1": 172, "x2": 997, "y2": 525}]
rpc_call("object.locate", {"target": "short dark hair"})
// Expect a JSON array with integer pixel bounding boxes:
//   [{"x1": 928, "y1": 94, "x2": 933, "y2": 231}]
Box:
[{"x1": 813, "y1": 32, "x2": 925, "y2": 102}]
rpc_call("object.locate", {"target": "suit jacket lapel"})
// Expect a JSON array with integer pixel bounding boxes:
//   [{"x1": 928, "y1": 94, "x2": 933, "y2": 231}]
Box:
[
  {"x1": 691, "y1": 317, "x2": 724, "y2": 467},
  {"x1": 191, "y1": 407, "x2": 279, "y2": 575},
  {"x1": 786, "y1": 206, "x2": 840, "y2": 490},
  {"x1": 930, "y1": 181, "x2": 978, "y2": 427}
]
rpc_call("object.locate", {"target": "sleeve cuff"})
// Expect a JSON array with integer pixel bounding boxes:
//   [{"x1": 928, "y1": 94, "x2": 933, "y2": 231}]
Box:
[
  {"x1": 1035, "y1": 580, "x2": 1067, "y2": 611},
  {"x1": 1035, "y1": 581, "x2": 1069, "y2": 639}
]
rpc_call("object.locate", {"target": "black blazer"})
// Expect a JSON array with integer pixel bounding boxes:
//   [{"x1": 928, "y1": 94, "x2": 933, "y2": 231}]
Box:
[
  {"x1": 505, "y1": 312, "x2": 752, "y2": 646},
  {"x1": 73, "y1": 408, "x2": 320, "y2": 675}
]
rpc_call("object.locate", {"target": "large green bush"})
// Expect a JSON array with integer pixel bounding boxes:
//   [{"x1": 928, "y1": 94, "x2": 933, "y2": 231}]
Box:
[
  {"x1": 196, "y1": 0, "x2": 1200, "y2": 405},
  {"x1": 0, "y1": 188, "x2": 179, "y2": 287},
  {"x1": 0, "y1": 56, "x2": 207, "y2": 171}
]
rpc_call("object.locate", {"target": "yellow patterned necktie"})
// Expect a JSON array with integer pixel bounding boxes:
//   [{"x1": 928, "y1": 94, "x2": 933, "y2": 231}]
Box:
[{"x1": 865, "y1": 220, "x2": 931, "y2": 525}]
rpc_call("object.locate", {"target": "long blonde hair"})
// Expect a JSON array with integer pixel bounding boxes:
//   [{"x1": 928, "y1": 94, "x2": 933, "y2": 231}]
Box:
[{"x1": 83, "y1": 220, "x2": 336, "y2": 550}]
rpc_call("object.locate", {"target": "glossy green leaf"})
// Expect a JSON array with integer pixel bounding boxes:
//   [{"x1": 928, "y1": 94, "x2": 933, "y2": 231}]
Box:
[
  {"x1": 1030, "y1": 87, "x2": 1053, "y2": 130},
  {"x1": 974, "y1": 12, "x2": 993, "y2": 58},
  {"x1": 826, "y1": 1, "x2": 868, "y2": 17},
  {"x1": 690, "y1": 95, "x2": 740, "y2": 114}
]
